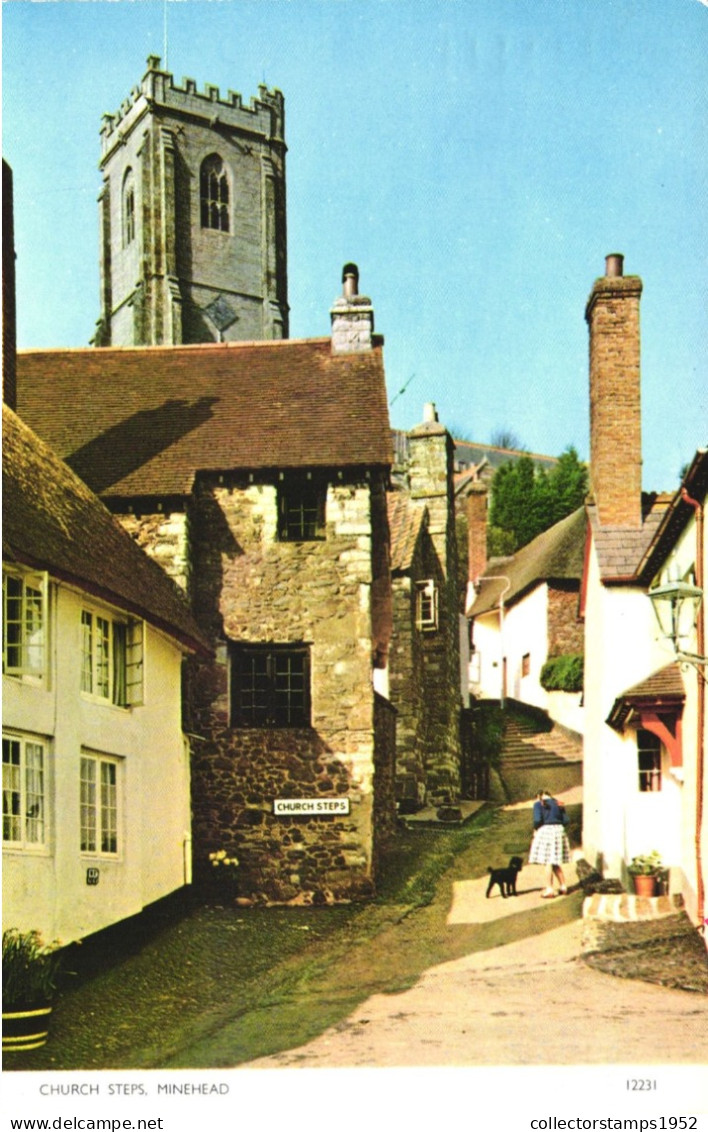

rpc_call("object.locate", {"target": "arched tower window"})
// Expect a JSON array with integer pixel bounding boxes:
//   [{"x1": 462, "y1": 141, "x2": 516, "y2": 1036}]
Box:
[
  {"x1": 122, "y1": 169, "x2": 136, "y2": 247},
  {"x1": 200, "y1": 154, "x2": 230, "y2": 232}
]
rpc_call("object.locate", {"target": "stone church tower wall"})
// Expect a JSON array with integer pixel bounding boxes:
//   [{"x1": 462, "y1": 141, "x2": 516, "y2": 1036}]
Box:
[{"x1": 95, "y1": 56, "x2": 288, "y2": 347}]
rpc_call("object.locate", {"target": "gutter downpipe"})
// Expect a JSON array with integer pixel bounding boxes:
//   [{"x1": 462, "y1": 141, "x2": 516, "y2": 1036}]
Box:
[{"x1": 681, "y1": 487, "x2": 705, "y2": 938}]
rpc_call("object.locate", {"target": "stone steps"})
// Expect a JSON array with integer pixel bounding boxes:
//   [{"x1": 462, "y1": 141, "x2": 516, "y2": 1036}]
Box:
[{"x1": 489, "y1": 709, "x2": 583, "y2": 804}]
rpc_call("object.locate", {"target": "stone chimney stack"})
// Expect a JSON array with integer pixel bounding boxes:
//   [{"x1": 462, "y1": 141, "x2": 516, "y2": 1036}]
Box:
[
  {"x1": 585, "y1": 253, "x2": 643, "y2": 528},
  {"x1": 330, "y1": 263, "x2": 374, "y2": 353},
  {"x1": 467, "y1": 482, "x2": 488, "y2": 587}
]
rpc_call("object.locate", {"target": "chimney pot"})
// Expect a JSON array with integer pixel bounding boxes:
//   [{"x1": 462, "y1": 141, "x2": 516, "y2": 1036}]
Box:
[
  {"x1": 423, "y1": 402, "x2": 438, "y2": 424},
  {"x1": 342, "y1": 262, "x2": 359, "y2": 299},
  {"x1": 605, "y1": 253, "x2": 624, "y2": 278}
]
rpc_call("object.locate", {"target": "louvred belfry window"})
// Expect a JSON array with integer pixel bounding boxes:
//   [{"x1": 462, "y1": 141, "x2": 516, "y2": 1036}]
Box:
[{"x1": 200, "y1": 155, "x2": 230, "y2": 232}]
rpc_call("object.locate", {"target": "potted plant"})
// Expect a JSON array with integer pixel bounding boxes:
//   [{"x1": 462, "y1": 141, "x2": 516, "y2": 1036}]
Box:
[
  {"x1": 627, "y1": 851, "x2": 663, "y2": 897},
  {"x1": 2, "y1": 928, "x2": 63, "y2": 1052},
  {"x1": 207, "y1": 848, "x2": 240, "y2": 900}
]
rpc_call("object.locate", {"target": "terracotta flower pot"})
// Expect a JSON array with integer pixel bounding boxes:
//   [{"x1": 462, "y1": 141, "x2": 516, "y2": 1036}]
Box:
[
  {"x1": 2, "y1": 1005, "x2": 52, "y2": 1052},
  {"x1": 632, "y1": 874, "x2": 658, "y2": 897}
]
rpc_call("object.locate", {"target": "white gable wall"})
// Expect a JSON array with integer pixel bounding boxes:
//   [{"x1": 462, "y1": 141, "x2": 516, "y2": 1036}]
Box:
[
  {"x1": 583, "y1": 537, "x2": 684, "y2": 880},
  {"x1": 3, "y1": 579, "x2": 191, "y2": 944}
]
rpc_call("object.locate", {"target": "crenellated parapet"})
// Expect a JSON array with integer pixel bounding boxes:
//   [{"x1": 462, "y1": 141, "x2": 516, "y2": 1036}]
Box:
[{"x1": 100, "y1": 55, "x2": 285, "y2": 163}]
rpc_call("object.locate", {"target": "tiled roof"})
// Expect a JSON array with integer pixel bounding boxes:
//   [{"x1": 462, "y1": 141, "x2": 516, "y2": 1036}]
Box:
[
  {"x1": 617, "y1": 663, "x2": 686, "y2": 702},
  {"x1": 607, "y1": 662, "x2": 685, "y2": 730},
  {"x1": 469, "y1": 506, "x2": 586, "y2": 617},
  {"x1": 453, "y1": 440, "x2": 558, "y2": 473},
  {"x1": 636, "y1": 450, "x2": 708, "y2": 583},
  {"x1": 588, "y1": 494, "x2": 673, "y2": 583},
  {"x1": 2, "y1": 406, "x2": 209, "y2": 654},
  {"x1": 387, "y1": 492, "x2": 425, "y2": 573},
  {"x1": 17, "y1": 339, "x2": 392, "y2": 499}
]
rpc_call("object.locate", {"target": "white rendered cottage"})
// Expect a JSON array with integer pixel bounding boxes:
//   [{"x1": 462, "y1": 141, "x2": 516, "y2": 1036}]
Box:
[{"x1": 2, "y1": 406, "x2": 208, "y2": 944}]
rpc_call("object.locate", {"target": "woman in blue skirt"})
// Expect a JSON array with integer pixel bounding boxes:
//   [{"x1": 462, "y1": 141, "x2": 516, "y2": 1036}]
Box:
[{"x1": 529, "y1": 790, "x2": 570, "y2": 898}]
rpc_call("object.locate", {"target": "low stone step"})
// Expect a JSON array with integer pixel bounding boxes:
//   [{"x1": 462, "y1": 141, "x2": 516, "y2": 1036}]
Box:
[{"x1": 583, "y1": 892, "x2": 684, "y2": 922}]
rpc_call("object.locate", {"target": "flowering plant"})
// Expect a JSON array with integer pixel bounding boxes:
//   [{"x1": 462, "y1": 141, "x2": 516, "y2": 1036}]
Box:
[
  {"x1": 208, "y1": 848, "x2": 239, "y2": 870},
  {"x1": 627, "y1": 851, "x2": 662, "y2": 876}
]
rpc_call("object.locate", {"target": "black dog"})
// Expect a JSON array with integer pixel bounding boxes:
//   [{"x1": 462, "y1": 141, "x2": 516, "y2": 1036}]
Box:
[{"x1": 486, "y1": 856, "x2": 523, "y2": 898}]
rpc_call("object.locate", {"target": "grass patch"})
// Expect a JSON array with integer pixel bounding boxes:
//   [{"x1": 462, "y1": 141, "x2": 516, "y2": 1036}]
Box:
[{"x1": 6, "y1": 804, "x2": 582, "y2": 1070}]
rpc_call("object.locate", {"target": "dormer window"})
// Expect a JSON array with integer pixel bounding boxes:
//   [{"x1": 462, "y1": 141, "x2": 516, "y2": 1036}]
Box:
[
  {"x1": 415, "y1": 579, "x2": 439, "y2": 632},
  {"x1": 200, "y1": 154, "x2": 230, "y2": 232}
]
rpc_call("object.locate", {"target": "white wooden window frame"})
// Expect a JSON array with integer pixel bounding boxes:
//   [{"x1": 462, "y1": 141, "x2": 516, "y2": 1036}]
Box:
[
  {"x1": 80, "y1": 751, "x2": 121, "y2": 857},
  {"x1": 2, "y1": 732, "x2": 47, "y2": 849},
  {"x1": 415, "y1": 579, "x2": 439, "y2": 632},
  {"x1": 2, "y1": 567, "x2": 48, "y2": 681},
  {"x1": 80, "y1": 606, "x2": 144, "y2": 707}
]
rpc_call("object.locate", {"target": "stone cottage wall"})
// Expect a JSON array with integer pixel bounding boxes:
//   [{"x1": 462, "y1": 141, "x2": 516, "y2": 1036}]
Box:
[
  {"x1": 186, "y1": 470, "x2": 394, "y2": 903},
  {"x1": 406, "y1": 425, "x2": 462, "y2": 800},
  {"x1": 389, "y1": 566, "x2": 428, "y2": 807},
  {"x1": 118, "y1": 508, "x2": 191, "y2": 593},
  {"x1": 548, "y1": 583, "x2": 583, "y2": 656}
]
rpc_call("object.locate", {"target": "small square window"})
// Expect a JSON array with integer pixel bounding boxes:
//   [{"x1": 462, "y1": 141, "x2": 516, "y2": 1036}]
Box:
[
  {"x1": 522, "y1": 653, "x2": 531, "y2": 678},
  {"x1": 231, "y1": 645, "x2": 311, "y2": 727},
  {"x1": 278, "y1": 481, "x2": 326, "y2": 542}
]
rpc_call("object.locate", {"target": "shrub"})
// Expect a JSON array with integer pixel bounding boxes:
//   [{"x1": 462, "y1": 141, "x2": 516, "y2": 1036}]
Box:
[
  {"x1": 2, "y1": 928, "x2": 63, "y2": 1011},
  {"x1": 540, "y1": 653, "x2": 584, "y2": 693}
]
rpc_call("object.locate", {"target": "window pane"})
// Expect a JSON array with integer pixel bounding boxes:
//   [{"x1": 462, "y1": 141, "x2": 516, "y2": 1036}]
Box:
[
  {"x1": 81, "y1": 611, "x2": 93, "y2": 693},
  {"x1": 638, "y1": 730, "x2": 662, "y2": 792},
  {"x1": 3, "y1": 573, "x2": 45, "y2": 675},
  {"x1": 112, "y1": 621, "x2": 127, "y2": 706},
  {"x1": 280, "y1": 485, "x2": 325, "y2": 541},
  {"x1": 100, "y1": 762, "x2": 117, "y2": 853},
  {"x1": 96, "y1": 617, "x2": 110, "y2": 699},
  {"x1": 232, "y1": 647, "x2": 310, "y2": 727},
  {"x1": 80, "y1": 757, "x2": 97, "y2": 851},
  {"x1": 3, "y1": 737, "x2": 22, "y2": 842},
  {"x1": 24, "y1": 742, "x2": 44, "y2": 843},
  {"x1": 273, "y1": 653, "x2": 306, "y2": 725},
  {"x1": 201, "y1": 157, "x2": 229, "y2": 231}
]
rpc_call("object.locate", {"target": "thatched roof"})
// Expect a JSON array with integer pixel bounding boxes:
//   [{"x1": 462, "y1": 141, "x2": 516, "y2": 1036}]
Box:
[
  {"x1": 470, "y1": 506, "x2": 586, "y2": 617},
  {"x1": 3, "y1": 405, "x2": 208, "y2": 654}
]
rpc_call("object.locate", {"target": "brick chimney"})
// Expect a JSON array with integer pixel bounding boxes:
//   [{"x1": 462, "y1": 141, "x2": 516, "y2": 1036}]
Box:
[
  {"x1": 467, "y1": 482, "x2": 488, "y2": 587},
  {"x1": 585, "y1": 253, "x2": 643, "y2": 528},
  {"x1": 330, "y1": 263, "x2": 374, "y2": 353}
]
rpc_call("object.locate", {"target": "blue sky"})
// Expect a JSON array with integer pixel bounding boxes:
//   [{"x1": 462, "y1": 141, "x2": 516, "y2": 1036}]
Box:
[{"x1": 3, "y1": 0, "x2": 707, "y2": 492}]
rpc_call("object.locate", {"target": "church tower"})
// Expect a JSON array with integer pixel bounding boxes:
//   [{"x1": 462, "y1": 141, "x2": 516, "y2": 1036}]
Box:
[{"x1": 94, "y1": 56, "x2": 288, "y2": 347}]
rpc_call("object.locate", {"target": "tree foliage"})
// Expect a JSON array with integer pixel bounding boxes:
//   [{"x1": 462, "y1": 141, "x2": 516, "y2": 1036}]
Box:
[{"x1": 487, "y1": 446, "x2": 587, "y2": 553}]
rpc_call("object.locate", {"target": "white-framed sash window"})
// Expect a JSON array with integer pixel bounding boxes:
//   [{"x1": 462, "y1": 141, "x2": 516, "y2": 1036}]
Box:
[
  {"x1": 2, "y1": 733, "x2": 46, "y2": 848},
  {"x1": 80, "y1": 752, "x2": 120, "y2": 855},
  {"x1": 2, "y1": 568, "x2": 48, "y2": 680},
  {"x1": 80, "y1": 608, "x2": 143, "y2": 706}
]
